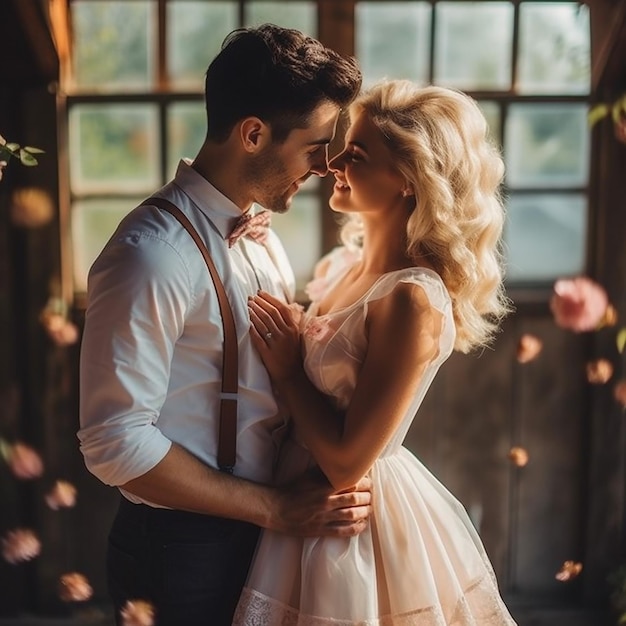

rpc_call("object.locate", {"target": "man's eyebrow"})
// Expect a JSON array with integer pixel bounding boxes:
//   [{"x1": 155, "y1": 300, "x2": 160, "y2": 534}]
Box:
[{"x1": 306, "y1": 137, "x2": 333, "y2": 146}]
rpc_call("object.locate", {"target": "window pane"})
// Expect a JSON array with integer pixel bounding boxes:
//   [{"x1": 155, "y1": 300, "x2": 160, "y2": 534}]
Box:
[
  {"x1": 505, "y1": 193, "x2": 586, "y2": 282},
  {"x1": 71, "y1": 198, "x2": 140, "y2": 292},
  {"x1": 244, "y1": 1, "x2": 317, "y2": 36},
  {"x1": 271, "y1": 193, "x2": 322, "y2": 296},
  {"x1": 477, "y1": 101, "x2": 501, "y2": 147},
  {"x1": 505, "y1": 104, "x2": 589, "y2": 188},
  {"x1": 518, "y1": 3, "x2": 590, "y2": 95},
  {"x1": 167, "y1": 1, "x2": 238, "y2": 90},
  {"x1": 434, "y1": 2, "x2": 513, "y2": 90},
  {"x1": 69, "y1": 104, "x2": 161, "y2": 195},
  {"x1": 167, "y1": 101, "x2": 206, "y2": 178},
  {"x1": 71, "y1": 0, "x2": 154, "y2": 92},
  {"x1": 356, "y1": 2, "x2": 431, "y2": 87}
]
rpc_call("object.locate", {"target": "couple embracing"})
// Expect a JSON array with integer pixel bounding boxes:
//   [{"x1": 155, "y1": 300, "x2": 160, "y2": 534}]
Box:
[{"x1": 79, "y1": 23, "x2": 516, "y2": 626}]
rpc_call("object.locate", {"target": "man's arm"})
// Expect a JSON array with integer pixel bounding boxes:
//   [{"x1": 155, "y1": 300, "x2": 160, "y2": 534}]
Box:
[{"x1": 122, "y1": 442, "x2": 372, "y2": 537}]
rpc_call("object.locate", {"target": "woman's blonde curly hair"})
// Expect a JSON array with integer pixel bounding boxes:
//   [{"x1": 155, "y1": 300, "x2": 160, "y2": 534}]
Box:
[{"x1": 339, "y1": 80, "x2": 511, "y2": 353}]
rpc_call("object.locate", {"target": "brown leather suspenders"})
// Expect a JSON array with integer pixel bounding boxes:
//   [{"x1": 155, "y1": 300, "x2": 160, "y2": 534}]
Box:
[{"x1": 143, "y1": 197, "x2": 238, "y2": 473}]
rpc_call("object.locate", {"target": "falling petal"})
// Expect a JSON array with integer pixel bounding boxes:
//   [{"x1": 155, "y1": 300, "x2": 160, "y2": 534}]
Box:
[
  {"x1": 40, "y1": 311, "x2": 80, "y2": 347},
  {"x1": 614, "y1": 380, "x2": 626, "y2": 408},
  {"x1": 120, "y1": 599, "x2": 156, "y2": 626},
  {"x1": 586, "y1": 359, "x2": 614, "y2": 384},
  {"x1": 45, "y1": 480, "x2": 77, "y2": 510},
  {"x1": 516, "y1": 334, "x2": 543, "y2": 363},
  {"x1": 10, "y1": 187, "x2": 54, "y2": 228},
  {"x1": 1, "y1": 528, "x2": 41, "y2": 564},
  {"x1": 599, "y1": 304, "x2": 618, "y2": 329},
  {"x1": 58, "y1": 572, "x2": 93, "y2": 602},
  {"x1": 555, "y1": 560, "x2": 583, "y2": 581},
  {"x1": 508, "y1": 447, "x2": 529, "y2": 467},
  {"x1": 6, "y1": 442, "x2": 44, "y2": 479}
]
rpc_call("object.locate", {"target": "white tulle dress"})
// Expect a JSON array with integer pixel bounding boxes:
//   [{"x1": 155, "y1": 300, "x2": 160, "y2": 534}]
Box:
[{"x1": 232, "y1": 250, "x2": 517, "y2": 626}]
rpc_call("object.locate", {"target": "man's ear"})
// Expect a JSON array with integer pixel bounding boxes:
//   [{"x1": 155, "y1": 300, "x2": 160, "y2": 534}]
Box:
[{"x1": 239, "y1": 117, "x2": 270, "y2": 153}]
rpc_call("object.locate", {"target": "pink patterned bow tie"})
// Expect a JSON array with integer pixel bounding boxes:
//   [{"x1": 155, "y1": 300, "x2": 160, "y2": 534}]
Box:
[{"x1": 227, "y1": 210, "x2": 271, "y2": 248}]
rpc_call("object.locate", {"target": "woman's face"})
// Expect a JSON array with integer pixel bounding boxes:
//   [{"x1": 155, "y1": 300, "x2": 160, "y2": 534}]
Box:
[{"x1": 328, "y1": 109, "x2": 407, "y2": 216}]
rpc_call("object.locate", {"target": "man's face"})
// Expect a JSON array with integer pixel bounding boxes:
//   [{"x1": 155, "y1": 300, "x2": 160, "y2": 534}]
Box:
[{"x1": 245, "y1": 101, "x2": 341, "y2": 214}]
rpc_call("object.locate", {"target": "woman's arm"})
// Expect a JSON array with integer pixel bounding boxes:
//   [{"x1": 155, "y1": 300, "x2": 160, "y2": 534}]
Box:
[{"x1": 248, "y1": 284, "x2": 442, "y2": 491}]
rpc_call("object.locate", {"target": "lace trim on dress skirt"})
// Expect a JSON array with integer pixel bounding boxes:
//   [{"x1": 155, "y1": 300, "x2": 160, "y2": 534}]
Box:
[{"x1": 232, "y1": 574, "x2": 516, "y2": 626}]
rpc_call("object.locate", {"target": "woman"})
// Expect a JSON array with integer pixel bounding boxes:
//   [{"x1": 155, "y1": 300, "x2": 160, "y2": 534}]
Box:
[{"x1": 234, "y1": 80, "x2": 517, "y2": 625}]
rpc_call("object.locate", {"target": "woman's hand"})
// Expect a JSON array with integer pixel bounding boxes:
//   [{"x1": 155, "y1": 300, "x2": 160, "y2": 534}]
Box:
[{"x1": 248, "y1": 291, "x2": 304, "y2": 382}]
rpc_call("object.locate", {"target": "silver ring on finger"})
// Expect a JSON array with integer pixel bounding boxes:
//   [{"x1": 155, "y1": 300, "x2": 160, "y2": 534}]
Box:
[{"x1": 265, "y1": 332, "x2": 272, "y2": 340}]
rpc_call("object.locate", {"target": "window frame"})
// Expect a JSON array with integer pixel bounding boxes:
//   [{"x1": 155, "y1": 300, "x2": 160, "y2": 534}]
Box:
[{"x1": 62, "y1": 0, "x2": 592, "y2": 308}]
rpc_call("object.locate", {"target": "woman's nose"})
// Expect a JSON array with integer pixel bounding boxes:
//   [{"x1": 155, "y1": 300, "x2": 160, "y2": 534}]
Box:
[{"x1": 328, "y1": 152, "x2": 344, "y2": 173}]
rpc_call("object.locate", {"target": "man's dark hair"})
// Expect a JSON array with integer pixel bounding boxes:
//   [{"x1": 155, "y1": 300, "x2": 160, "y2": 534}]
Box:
[{"x1": 204, "y1": 23, "x2": 362, "y2": 143}]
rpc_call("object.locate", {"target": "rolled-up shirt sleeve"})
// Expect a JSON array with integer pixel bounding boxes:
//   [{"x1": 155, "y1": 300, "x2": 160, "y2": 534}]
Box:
[{"x1": 78, "y1": 224, "x2": 191, "y2": 486}]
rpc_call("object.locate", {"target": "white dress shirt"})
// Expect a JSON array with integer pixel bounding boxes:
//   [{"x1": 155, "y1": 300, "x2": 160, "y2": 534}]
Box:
[{"x1": 78, "y1": 159, "x2": 295, "y2": 505}]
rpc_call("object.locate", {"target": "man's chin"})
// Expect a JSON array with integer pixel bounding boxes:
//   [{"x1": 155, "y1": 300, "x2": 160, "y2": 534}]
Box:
[{"x1": 267, "y1": 197, "x2": 292, "y2": 215}]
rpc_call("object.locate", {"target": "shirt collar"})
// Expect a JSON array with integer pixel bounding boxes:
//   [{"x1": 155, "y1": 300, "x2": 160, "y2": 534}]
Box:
[{"x1": 173, "y1": 158, "x2": 254, "y2": 241}]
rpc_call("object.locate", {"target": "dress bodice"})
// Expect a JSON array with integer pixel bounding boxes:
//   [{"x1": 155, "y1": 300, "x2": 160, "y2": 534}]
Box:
[{"x1": 301, "y1": 248, "x2": 456, "y2": 454}]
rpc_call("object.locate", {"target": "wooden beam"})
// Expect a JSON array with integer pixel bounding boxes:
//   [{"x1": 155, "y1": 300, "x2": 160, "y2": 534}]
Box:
[
  {"x1": 10, "y1": 0, "x2": 59, "y2": 82},
  {"x1": 590, "y1": 0, "x2": 626, "y2": 97}
]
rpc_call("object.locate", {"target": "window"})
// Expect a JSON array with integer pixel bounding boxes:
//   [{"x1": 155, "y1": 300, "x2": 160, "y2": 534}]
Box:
[
  {"x1": 65, "y1": 0, "x2": 591, "y2": 298},
  {"x1": 356, "y1": 0, "x2": 591, "y2": 288},
  {"x1": 66, "y1": 0, "x2": 319, "y2": 296}
]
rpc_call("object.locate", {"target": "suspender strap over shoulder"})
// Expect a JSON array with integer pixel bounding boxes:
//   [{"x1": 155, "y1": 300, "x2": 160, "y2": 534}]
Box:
[{"x1": 142, "y1": 197, "x2": 238, "y2": 473}]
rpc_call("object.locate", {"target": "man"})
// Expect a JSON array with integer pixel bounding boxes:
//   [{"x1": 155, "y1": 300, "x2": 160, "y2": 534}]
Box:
[{"x1": 78, "y1": 24, "x2": 369, "y2": 626}]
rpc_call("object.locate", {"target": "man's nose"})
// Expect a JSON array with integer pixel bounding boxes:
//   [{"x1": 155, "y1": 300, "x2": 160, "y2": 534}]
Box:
[{"x1": 310, "y1": 146, "x2": 329, "y2": 177}]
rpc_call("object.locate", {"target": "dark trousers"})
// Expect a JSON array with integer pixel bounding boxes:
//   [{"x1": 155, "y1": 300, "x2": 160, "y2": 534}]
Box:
[{"x1": 107, "y1": 496, "x2": 260, "y2": 626}]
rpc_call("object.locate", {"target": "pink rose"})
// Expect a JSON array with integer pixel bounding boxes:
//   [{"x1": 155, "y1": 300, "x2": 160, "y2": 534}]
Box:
[{"x1": 550, "y1": 277, "x2": 610, "y2": 333}]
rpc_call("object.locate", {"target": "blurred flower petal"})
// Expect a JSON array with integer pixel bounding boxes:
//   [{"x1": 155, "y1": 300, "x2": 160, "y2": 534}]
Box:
[
  {"x1": 1, "y1": 528, "x2": 41, "y2": 564},
  {"x1": 550, "y1": 277, "x2": 610, "y2": 333},
  {"x1": 59, "y1": 572, "x2": 93, "y2": 602},
  {"x1": 120, "y1": 599, "x2": 156, "y2": 626},
  {"x1": 5, "y1": 441, "x2": 44, "y2": 479},
  {"x1": 508, "y1": 447, "x2": 529, "y2": 467},
  {"x1": 516, "y1": 334, "x2": 543, "y2": 363},
  {"x1": 599, "y1": 304, "x2": 618, "y2": 329},
  {"x1": 45, "y1": 480, "x2": 77, "y2": 510},
  {"x1": 614, "y1": 380, "x2": 626, "y2": 408},
  {"x1": 40, "y1": 311, "x2": 80, "y2": 347},
  {"x1": 555, "y1": 560, "x2": 583, "y2": 581},
  {"x1": 586, "y1": 359, "x2": 614, "y2": 384},
  {"x1": 10, "y1": 187, "x2": 54, "y2": 228}
]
